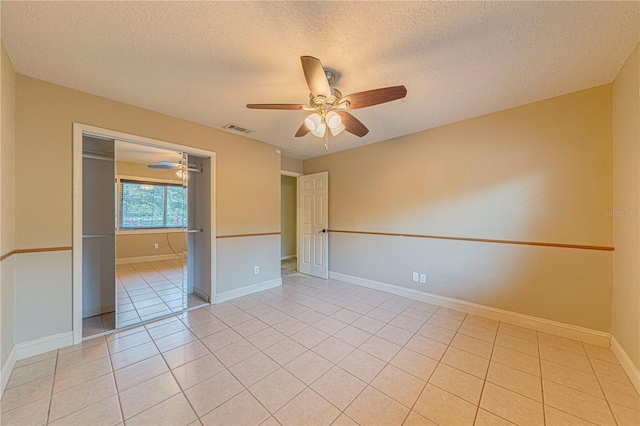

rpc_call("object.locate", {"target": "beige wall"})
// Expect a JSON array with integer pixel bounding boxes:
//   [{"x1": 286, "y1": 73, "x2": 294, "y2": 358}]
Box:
[
  {"x1": 13, "y1": 75, "x2": 282, "y2": 344},
  {"x1": 612, "y1": 43, "x2": 640, "y2": 371},
  {"x1": 1, "y1": 43, "x2": 16, "y2": 367},
  {"x1": 281, "y1": 155, "x2": 303, "y2": 174},
  {"x1": 117, "y1": 233, "x2": 186, "y2": 260},
  {"x1": 281, "y1": 175, "x2": 296, "y2": 258},
  {"x1": 1, "y1": 48, "x2": 15, "y2": 256},
  {"x1": 16, "y1": 75, "x2": 281, "y2": 249},
  {"x1": 305, "y1": 85, "x2": 614, "y2": 331}
]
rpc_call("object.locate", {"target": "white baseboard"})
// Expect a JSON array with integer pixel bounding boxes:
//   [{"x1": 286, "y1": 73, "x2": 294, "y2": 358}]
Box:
[
  {"x1": 116, "y1": 253, "x2": 182, "y2": 265},
  {"x1": 215, "y1": 278, "x2": 282, "y2": 303},
  {"x1": 193, "y1": 288, "x2": 210, "y2": 303},
  {"x1": 1, "y1": 345, "x2": 17, "y2": 398},
  {"x1": 611, "y1": 335, "x2": 640, "y2": 394},
  {"x1": 1, "y1": 332, "x2": 74, "y2": 398},
  {"x1": 82, "y1": 304, "x2": 115, "y2": 318},
  {"x1": 330, "y1": 271, "x2": 611, "y2": 348},
  {"x1": 15, "y1": 331, "x2": 74, "y2": 360},
  {"x1": 281, "y1": 255, "x2": 297, "y2": 260}
]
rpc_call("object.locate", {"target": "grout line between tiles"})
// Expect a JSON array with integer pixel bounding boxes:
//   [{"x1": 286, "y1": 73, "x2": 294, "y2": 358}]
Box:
[
  {"x1": 472, "y1": 324, "x2": 496, "y2": 425},
  {"x1": 133, "y1": 334, "x2": 202, "y2": 424},
  {"x1": 174, "y1": 308, "x2": 274, "y2": 422},
  {"x1": 585, "y1": 341, "x2": 621, "y2": 426},
  {"x1": 10, "y1": 274, "x2": 638, "y2": 426},
  {"x1": 44, "y1": 350, "x2": 59, "y2": 425},
  {"x1": 47, "y1": 349, "x2": 118, "y2": 423},
  {"x1": 103, "y1": 336, "x2": 127, "y2": 426},
  {"x1": 537, "y1": 328, "x2": 546, "y2": 426}
]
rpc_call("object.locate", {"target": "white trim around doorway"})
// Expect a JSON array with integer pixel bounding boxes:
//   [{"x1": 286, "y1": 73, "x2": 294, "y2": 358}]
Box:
[{"x1": 72, "y1": 123, "x2": 217, "y2": 345}]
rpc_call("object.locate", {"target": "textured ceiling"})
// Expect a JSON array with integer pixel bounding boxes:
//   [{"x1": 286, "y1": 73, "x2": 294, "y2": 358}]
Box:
[{"x1": 3, "y1": 2, "x2": 639, "y2": 160}]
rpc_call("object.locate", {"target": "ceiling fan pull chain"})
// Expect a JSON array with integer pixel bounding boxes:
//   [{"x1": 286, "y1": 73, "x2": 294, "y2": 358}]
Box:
[{"x1": 324, "y1": 130, "x2": 329, "y2": 151}]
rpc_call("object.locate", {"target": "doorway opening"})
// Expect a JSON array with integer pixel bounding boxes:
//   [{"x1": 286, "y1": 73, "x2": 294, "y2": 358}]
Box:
[
  {"x1": 281, "y1": 171, "x2": 300, "y2": 276},
  {"x1": 73, "y1": 123, "x2": 216, "y2": 344},
  {"x1": 281, "y1": 175, "x2": 297, "y2": 276}
]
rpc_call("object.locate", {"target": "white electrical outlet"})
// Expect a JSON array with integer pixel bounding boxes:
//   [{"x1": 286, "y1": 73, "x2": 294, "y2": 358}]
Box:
[
  {"x1": 154, "y1": 243, "x2": 159, "y2": 249},
  {"x1": 254, "y1": 266, "x2": 260, "y2": 275},
  {"x1": 419, "y1": 273, "x2": 427, "y2": 284},
  {"x1": 412, "y1": 272, "x2": 419, "y2": 282}
]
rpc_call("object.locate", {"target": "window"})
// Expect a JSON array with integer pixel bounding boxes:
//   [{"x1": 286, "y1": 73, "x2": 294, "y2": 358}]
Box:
[{"x1": 120, "y1": 180, "x2": 187, "y2": 229}]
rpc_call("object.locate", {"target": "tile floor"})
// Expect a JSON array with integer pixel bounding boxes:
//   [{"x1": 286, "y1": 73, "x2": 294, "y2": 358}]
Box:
[
  {"x1": 82, "y1": 311, "x2": 116, "y2": 337},
  {"x1": 3, "y1": 273, "x2": 639, "y2": 425},
  {"x1": 281, "y1": 257, "x2": 297, "y2": 276},
  {"x1": 83, "y1": 260, "x2": 208, "y2": 337}
]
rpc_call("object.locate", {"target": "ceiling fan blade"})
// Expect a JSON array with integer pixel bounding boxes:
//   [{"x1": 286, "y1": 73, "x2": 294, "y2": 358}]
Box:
[
  {"x1": 147, "y1": 165, "x2": 177, "y2": 169},
  {"x1": 341, "y1": 85, "x2": 407, "y2": 109},
  {"x1": 301, "y1": 56, "x2": 332, "y2": 99},
  {"x1": 159, "y1": 161, "x2": 180, "y2": 167},
  {"x1": 337, "y1": 111, "x2": 369, "y2": 137},
  {"x1": 246, "y1": 104, "x2": 304, "y2": 110},
  {"x1": 295, "y1": 123, "x2": 310, "y2": 137}
]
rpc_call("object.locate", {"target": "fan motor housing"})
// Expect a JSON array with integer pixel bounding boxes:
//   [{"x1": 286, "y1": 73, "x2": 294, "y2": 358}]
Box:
[{"x1": 325, "y1": 70, "x2": 336, "y2": 86}]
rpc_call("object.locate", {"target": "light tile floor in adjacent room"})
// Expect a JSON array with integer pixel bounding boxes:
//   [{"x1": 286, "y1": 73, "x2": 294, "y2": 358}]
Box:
[
  {"x1": 281, "y1": 257, "x2": 297, "y2": 276},
  {"x1": 83, "y1": 260, "x2": 208, "y2": 337},
  {"x1": 82, "y1": 311, "x2": 116, "y2": 337},
  {"x1": 3, "y1": 273, "x2": 639, "y2": 425}
]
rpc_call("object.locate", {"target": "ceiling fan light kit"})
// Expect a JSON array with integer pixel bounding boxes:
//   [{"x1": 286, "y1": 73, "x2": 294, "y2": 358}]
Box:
[
  {"x1": 304, "y1": 113, "x2": 323, "y2": 133},
  {"x1": 330, "y1": 122, "x2": 345, "y2": 137},
  {"x1": 311, "y1": 123, "x2": 327, "y2": 138},
  {"x1": 325, "y1": 111, "x2": 341, "y2": 127},
  {"x1": 304, "y1": 111, "x2": 344, "y2": 139},
  {"x1": 247, "y1": 56, "x2": 407, "y2": 151}
]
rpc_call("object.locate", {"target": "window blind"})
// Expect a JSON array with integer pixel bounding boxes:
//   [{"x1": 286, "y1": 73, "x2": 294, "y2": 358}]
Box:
[{"x1": 118, "y1": 179, "x2": 187, "y2": 229}]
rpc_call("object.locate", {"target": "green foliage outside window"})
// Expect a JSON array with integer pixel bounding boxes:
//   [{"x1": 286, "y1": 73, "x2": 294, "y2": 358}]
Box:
[{"x1": 120, "y1": 181, "x2": 187, "y2": 228}]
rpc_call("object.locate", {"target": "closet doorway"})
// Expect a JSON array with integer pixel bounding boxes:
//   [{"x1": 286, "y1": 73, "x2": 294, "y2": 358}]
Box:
[{"x1": 72, "y1": 124, "x2": 216, "y2": 344}]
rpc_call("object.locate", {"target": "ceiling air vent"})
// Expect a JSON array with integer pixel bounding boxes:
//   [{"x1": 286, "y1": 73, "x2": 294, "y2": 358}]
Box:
[{"x1": 223, "y1": 123, "x2": 254, "y2": 134}]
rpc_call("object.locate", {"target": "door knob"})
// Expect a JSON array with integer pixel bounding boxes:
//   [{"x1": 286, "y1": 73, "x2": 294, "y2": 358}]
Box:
[{"x1": 320, "y1": 229, "x2": 328, "y2": 233}]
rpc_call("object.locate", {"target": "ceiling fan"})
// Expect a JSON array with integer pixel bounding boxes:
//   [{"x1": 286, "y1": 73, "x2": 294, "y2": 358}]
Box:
[
  {"x1": 147, "y1": 161, "x2": 202, "y2": 173},
  {"x1": 147, "y1": 161, "x2": 182, "y2": 170},
  {"x1": 246, "y1": 56, "x2": 407, "y2": 148}
]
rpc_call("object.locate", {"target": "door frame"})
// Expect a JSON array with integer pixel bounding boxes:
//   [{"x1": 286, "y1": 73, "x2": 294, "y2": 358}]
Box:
[
  {"x1": 72, "y1": 123, "x2": 217, "y2": 344},
  {"x1": 281, "y1": 170, "x2": 302, "y2": 273}
]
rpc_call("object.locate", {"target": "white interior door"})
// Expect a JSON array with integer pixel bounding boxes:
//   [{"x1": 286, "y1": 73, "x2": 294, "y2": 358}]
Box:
[{"x1": 298, "y1": 172, "x2": 329, "y2": 279}]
